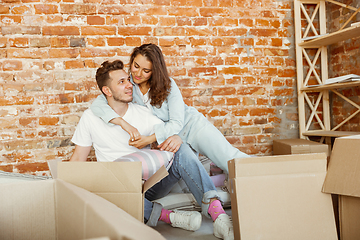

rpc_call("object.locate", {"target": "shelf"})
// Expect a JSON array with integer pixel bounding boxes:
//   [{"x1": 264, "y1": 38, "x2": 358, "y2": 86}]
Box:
[
  {"x1": 301, "y1": 81, "x2": 360, "y2": 92},
  {"x1": 299, "y1": 25, "x2": 360, "y2": 48},
  {"x1": 303, "y1": 130, "x2": 360, "y2": 137}
]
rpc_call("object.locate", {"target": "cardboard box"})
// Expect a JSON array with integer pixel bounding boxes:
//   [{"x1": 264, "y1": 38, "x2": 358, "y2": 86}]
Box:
[
  {"x1": 48, "y1": 160, "x2": 168, "y2": 222},
  {"x1": 273, "y1": 138, "x2": 330, "y2": 156},
  {"x1": 0, "y1": 179, "x2": 165, "y2": 240},
  {"x1": 228, "y1": 153, "x2": 337, "y2": 240},
  {"x1": 322, "y1": 135, "x2": 360, "y2": 240}
]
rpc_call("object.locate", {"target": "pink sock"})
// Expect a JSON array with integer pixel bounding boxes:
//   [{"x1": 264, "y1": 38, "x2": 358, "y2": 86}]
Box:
[
  {"x1": 208, "y1": 200, "x2": 226, "y2": 221},
  {"x1": 159, "y1": 208, "x2": 173, "y2": 224}
]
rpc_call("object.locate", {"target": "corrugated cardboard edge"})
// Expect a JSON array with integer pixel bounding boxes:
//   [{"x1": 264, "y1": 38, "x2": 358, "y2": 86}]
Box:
[
  {"x1": 229, "y1": 153, "x2": 327, "y2": 178},
  {"x1": 322, "y1": 136, "x2": 360, "y2": 197}
]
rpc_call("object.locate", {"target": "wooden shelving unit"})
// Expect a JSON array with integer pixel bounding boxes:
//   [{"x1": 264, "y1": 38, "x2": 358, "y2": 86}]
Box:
[{"x1": 294, "y1": 0, "x2": 360, "y2": 142}]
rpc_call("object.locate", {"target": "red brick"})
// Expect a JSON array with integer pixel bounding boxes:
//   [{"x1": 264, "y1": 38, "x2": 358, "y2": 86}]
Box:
[
  {"x1": 46, "y1": 15, "x2": 63, "y2": 24},
  {"x1": 168, "y1": 7, "x2": 198, "y2": 17},
  {"x1": 188, "y1": 67, "x2": 217, "y2": 77},
  {"x1": 219, "y1": 67, "x2": 248, "y2": 75},
  {"x1": 125, "y1": 37, "x2": 141, "y2": 46},
  {"x1": 2, "y1": 60, "x2": 22, "y2": 71},
  {"x1": 15, "y1": 162, "x2": 49, "y2": 174},
  {"x1": 49, "y1": 48, "x2": 79, "y2": 58},
  {"x1": 43, "y1": 26, "x2": 80, "y2": 36},
  {"x1": 39, "y1": 116, "x2": 59, "y2": 125},
  {"x1": 11, "y1": 5, "x2": 31, "y2": 14},
  {"x1": 82, "y1": 26, "x2": 116, "y2": 35},
  {"x1": 65, "y1": 60, "x2": 85, "y2": 69},
  {"x1": 51, "y1": 37, "x2": 69, "y2": 47},
  {"x1": 87, "y1": 37, "x2": 106, "y2": 47},
  {"x1": 155, "y1": 27, "x2": 185, "y2": 36},
  {"x1": 124, "y1": 16, "x2": 141, "y2": 25},
  {"x1": 250, "y1": 29, "x2": 277, "y2": 37},
  {"x1": 34, "y1": 4, "x2": 59, "y2": 14},
  {"x1": 87, "y1": 16, "x2": 105, "y2": 25},
  {"x1": 250, "y1": 107, "x2": 275, "y2": 116},
  {"x1": 218, "y1": 27, "x2": 247, "y2": 36},
  {"x1": 8, "y1": 49, "x2": 48, "y2": 59},
  {"x1": 30, "y1": 38, "x2": 51, "y2": 48},
  {"x1": 176, "y1": 17, "x2": 191, "y2": 26},
  {"x1": 0, "y1": 96, "x2": 34, "y2": 106},
  {"x1": 186, "y1": 27, "x2": 216, "y2": 36},
  {"x1": 107, "y1": 37, "x2": 125, "y2": 46},
  {"x1": 118, "y1": 26, "x2": 152, "y2": 36},
  {"x1": 199, "y1": 7, "x2": 228, "y2": 17},
  {"x1": 159, "y1": 16, "x2": 176, "y2": 26},
  {"x1": 0, "y1": 5, "x2": 9, "y2": 14},
  {"x1": 80, "y1": 48, "x2": 116, "y2": 57},
  {"x1": 213, "y1": 87, "x2": 236, "y2": 95},
  {"x1": 98, "y1": 6, "x2": 129, "y2": 15},
  {"x1": 189, "y1": 37, "x2": 207, "y2": 46},
  {"x1": 278, "y1": 68, "x2": 296, "y2": 78},
  {"x1": 9, "y1": 38, "x2": 29, "y2": 48},
  {"x1": 142, "y1": 16, "x2": 159, "y2": 25},
  {"x1": 60, "y1": 4, "x2": 96, "y2": 14},
  {"x1": 2, "y1": 26, "x2": 40, "y2": 34},
  {"x1": 232, "y1": 108, "x2": 250, "y2": 116}
]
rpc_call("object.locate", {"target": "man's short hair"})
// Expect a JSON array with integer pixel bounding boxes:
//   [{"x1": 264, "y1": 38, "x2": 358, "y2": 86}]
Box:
[{"x1": 96, "y1": 60, "x2": 124, "y2": 95}]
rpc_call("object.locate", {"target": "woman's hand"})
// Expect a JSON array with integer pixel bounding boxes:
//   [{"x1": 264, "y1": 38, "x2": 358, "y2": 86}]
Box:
[
  {"x1": 158, "y1": 135, "x2": 182, "y2": 153},
  {"x1": 110, "y1": 117, "x2": 141, "y2": 141},
  {"x1": 129, "y1": 135, "x2": 154, "y2": 149}
]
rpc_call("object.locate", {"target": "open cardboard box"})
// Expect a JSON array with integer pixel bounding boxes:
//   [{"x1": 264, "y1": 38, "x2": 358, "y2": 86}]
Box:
[
  {"x1": 0, "y1": 179, "x2": 165, "y2": 240},
  {"x1": 228, "y1": 153, "x2": 337, "y2": 240},
  {"x1": 322, "y1": 135, "x2": 360, "y2": 240},
  {"x1": 48, "y1": 160, "x2": 168, "y2": 222}
]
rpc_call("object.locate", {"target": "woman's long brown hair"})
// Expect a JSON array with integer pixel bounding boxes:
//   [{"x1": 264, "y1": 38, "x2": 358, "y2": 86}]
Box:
[{"x1": 129, "y1": 43, "x2": 171, "y2": 108}]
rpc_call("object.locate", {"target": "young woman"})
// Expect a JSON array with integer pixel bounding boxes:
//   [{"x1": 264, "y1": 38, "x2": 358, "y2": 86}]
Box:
[{"x1": 91, "y1": 43, "x2": 249, "y2": 172}]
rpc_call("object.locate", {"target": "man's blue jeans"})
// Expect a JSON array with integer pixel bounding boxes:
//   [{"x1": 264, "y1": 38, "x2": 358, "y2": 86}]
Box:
[{"x1": 144, "y1": 143, "x2": 221, "y2": 226}]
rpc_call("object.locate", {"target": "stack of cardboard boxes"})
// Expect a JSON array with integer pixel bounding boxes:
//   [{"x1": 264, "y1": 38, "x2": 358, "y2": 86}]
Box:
[{"x1": 1, "y1": 136, "x2": 359, "y2": 239}]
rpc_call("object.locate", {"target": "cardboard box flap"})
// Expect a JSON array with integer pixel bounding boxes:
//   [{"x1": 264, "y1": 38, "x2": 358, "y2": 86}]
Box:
[
  {"x1": 56, "y1": 179, "x2": 166, "y2": 240},
  {"x1": 143, "y1": 165, "x2": 168, "y2": 193},
  {"x1": 323, "y1": 136, "x2": 360, "y2": 197},
  {"x1": 229, "y1": 153, "x2": 327, "y2": 178},
  {"x1": 57, "y1": 161, "x2": 142, "y2": 193}
]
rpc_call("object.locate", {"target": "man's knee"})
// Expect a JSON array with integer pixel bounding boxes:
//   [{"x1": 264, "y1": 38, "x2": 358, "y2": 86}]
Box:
[{"x1": 175, "y1": 144, "x2": 200, "y2": 166}]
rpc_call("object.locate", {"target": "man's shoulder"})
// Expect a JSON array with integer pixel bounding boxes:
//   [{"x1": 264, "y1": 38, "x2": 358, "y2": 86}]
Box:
[{"x1": 80, "y1": 108, "x2": 101, "y2": 122}]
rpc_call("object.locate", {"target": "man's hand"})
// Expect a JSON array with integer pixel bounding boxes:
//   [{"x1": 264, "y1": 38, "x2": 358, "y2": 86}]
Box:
[
  {"x1": 158, "y1": 135, "x2": 182, "y2": 153},
  {"x1": 110, "y1": 117, "x2": 141, "y2": 141}
]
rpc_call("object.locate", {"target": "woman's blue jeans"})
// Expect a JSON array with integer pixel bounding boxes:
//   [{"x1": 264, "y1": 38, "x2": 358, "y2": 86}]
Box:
[{"x1": 144, "y1": 143, "x2": 221, "y2": 226}]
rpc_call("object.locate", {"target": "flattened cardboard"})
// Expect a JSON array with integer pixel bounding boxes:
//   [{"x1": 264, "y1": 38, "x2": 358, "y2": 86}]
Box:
[
  {"x1": 48, "y1": 160, "x2": 168, "y2": 222},
  {"x1": 273, "y1": 138, "x2": 330, "y2": 156},
  {"x1": 338, "y1": 195, "x2": 360, "y2": 240},
  {"x1": 322, "y1": 135, "x2": 360, "y2": 240},
  {"x1": 0, "y1": 179, "x2": 165, "y2": 240},
  {"x1": 322, "y1": 135, "x2": 360, "y2": 197},
  {"x1": 228, "y1": 153, "x2": 337, "y2": 240}
]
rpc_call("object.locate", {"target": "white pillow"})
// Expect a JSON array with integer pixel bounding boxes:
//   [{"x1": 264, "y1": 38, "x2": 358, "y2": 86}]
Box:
[{"x1": 114, "y1": 149, "x2": 174, "y2": 180}]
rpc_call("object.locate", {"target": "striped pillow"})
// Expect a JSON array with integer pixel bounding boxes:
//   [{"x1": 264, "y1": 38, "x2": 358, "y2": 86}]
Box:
[{"x1": 114, "y1": 149, "x2": 174, "y2": 180}]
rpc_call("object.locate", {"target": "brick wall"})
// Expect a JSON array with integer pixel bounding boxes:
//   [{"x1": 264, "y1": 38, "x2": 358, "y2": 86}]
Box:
[
  {"x1": 0, "y1": 0, "x2": 297, "y2": 176},
  {"x1": 328, "y1": 0, "x2": 360, "y2": 131}
]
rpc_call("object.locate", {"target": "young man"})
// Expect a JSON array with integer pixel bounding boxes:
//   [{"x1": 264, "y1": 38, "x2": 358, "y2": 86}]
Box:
[{"x1": 69, "y1": 60, "x2": 234, "y2": 240}]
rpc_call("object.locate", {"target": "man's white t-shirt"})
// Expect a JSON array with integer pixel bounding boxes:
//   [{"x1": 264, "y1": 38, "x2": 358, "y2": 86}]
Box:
[{"x1": 71, "y1": 102, "x2": 163, "y2": 162}]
